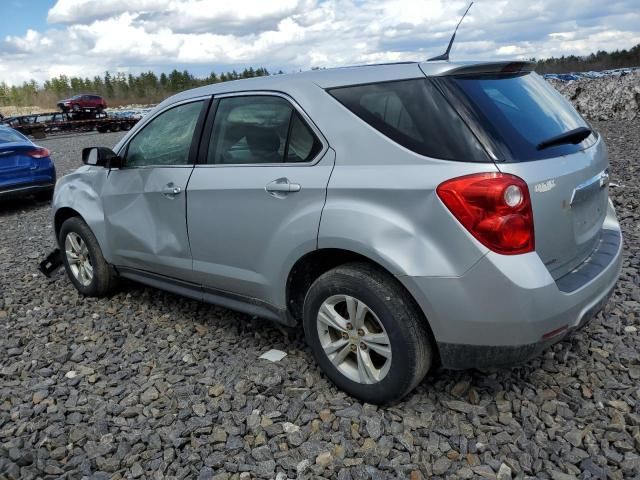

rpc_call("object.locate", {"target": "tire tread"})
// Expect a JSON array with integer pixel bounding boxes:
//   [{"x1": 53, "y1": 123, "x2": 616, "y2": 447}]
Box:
[
  {"x1": 59, "y1": 217, "x2": 116, "y2": 297},
  {"x1": 303, "y1": 261, "x2": 433, "y2": 403}
]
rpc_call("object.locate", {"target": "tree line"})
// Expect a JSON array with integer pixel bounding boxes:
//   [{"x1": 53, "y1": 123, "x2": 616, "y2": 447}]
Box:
[
  {"x1": 534, "y1": 43, "x2": 640, "y2": 74},
  {"x1": 0, "y1": 67, "x2": 273, "y2": 110},
  {"x1": 2, "y1": 43, "x2": 639, "y2": 110}
]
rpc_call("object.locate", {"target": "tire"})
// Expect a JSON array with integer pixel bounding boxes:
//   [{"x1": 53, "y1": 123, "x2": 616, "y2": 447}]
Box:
[
  {"x1": 109, "y1": 123, "x2": 120, "y2": 132},
  {"x1": 303, "y1": 262, "x2": 433, "y2": 404},
  {"x1": 59, "y1": 217, "x2": 116, "y2": 297}
]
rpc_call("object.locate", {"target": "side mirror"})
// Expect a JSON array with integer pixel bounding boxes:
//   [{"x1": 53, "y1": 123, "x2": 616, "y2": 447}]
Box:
[{"x1": 82, "y1": 147, "x2": 121, "y2": 168}]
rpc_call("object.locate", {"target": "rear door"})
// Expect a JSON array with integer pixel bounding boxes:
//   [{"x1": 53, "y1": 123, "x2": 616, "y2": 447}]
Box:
[
  {"x1": 186, "y1": 93, "x2": 333, "y2": 305},
  {"x1": 437, "y1": 71, "x2": 608, "y2": 278},
  {"x1": 102, "y1": 98, "x2": 209, "y2": 279}
]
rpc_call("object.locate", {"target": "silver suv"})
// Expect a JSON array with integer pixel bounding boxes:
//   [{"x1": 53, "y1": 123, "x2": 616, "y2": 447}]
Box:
[{"x1": 51, "y1": 60, "x2": 622, "y2": 403}]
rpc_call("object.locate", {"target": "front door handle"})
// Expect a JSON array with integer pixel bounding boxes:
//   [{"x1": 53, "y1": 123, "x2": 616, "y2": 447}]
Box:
[
  {"x1": 265, "y1": 178, "x2": 301, "y2": 197},
  {"x1": 162, "y1": 183, "x2": 182, "y2": 198}
]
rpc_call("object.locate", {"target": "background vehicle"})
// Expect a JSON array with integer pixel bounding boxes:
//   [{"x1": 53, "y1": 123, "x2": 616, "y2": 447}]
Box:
[
  {"x1": 1, "y1": 114, "x2": 36, "y2": 131},
  {"x1": 57, "y1": 94, "x2": 107, "y2": 113},
  {"x1": 1, "y1": 111, "x2": 137, "y2": 138},
  {"x1": 49, "y1": 60, "x2": 622, "y2": 403},
  {"x1": 0, "y1": 125, "x2": 55, "y2": 200}
]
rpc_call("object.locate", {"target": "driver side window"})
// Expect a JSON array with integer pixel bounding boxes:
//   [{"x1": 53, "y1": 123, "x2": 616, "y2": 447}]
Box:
[{"x1": 125, "y1": 100, "x2": 204, "y2": 167}]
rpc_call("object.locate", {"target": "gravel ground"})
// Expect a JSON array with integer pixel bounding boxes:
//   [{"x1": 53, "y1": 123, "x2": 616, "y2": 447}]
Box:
[
  {"x1": 1, "y1": 125, "x2": 639, "y2": 480},
  {"x1": 548, "y1": 72, "x2": 640, "y2": 121}
]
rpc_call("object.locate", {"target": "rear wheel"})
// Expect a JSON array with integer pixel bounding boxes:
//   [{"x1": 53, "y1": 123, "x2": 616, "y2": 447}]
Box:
[
  {"x1": 59, "y1": 217, "x2": 116, "y2": 297},
  {"x1": 303, "y1": 262, "x2": 433, "y2": 404}
]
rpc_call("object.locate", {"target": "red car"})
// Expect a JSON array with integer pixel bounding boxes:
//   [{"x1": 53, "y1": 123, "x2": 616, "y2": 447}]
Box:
[{"x1": 57, "y1": 94, "x2": 107, "y2": 113}]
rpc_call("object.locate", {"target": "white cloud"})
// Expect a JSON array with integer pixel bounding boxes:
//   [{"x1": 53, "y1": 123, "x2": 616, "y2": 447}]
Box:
[{"x1": 0, "y1": 0, "x2": 638, "y2": 86}]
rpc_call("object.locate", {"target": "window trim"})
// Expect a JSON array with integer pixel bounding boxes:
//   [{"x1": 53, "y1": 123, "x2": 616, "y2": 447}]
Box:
[
  {"x1": 196, "y1": 91, "x2": 328, "y2": 168},
  {"x1": 115, "y1": 96, "x2": 212, "y2": 170}
]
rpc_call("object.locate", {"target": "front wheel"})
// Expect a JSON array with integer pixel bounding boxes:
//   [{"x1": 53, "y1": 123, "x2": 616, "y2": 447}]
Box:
[
  {"x1": 303, "y1": 262, "x2": 433, "y2": 404},
  {"x1": 59, "y1": 217, "x2": 116, "y2": 296}
]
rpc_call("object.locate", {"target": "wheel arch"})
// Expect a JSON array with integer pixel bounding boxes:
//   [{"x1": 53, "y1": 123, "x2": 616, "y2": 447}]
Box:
[
  {"x1": 54, "y1": 207, "x2": 82, "y2": 241},
  {"x1": 53, "y1": 172, "x2": 110, "y2": 260},
  {"x1": 285, "y1": 247, "x2": 440, "y2": 363}
]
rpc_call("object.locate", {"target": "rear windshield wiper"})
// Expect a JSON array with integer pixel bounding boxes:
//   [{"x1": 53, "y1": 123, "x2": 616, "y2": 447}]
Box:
[{"x1": 536, "y1": 126, "x2": 592, "y2": 151}]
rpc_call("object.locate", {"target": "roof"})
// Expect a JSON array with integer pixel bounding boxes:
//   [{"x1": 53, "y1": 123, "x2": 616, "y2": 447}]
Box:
[{"x1": 164, "y1": 59, "x2": 535, "y2": 108}]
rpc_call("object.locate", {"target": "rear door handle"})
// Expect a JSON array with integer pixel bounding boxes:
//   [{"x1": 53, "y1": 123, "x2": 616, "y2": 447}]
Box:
[
  {"x1": 266, "y1": 178, "x2": 301, "y2": 196},
  {"x1": 162, "y1": 183, "x2": 182, "y2": 198}
]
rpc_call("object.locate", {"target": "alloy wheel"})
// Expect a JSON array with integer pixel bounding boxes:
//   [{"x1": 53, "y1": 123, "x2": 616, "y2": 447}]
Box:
[
  {"x1": 316, "y1": 294, "x2": 392, "y2": 384},
  {"x1": 64, "y1": 232, "x2": 93, "y2": 286}
]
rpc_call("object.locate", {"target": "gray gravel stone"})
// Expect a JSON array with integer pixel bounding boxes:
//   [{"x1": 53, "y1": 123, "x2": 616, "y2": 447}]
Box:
[
  {"x1": 0, "y1": 121, "x2": 639, "y2": 480},
  {"x1": 432, "y1": 456, "x2": 452, "y2": 475}
]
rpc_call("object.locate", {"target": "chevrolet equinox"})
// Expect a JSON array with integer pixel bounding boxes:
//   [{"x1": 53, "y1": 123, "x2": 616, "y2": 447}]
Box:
[{"x1": 50, "y1": 60, "x2": 622, "y2": 403}]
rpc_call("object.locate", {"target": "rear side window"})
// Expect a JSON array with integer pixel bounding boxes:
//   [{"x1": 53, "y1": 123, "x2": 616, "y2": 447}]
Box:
[
  {"x1": 287, "y1": 113, "x2": 318, "y2": 162},
  {"x1": 329, "y1": 79, "x2": 489, "y2": 162},
  {"x1": 0, "y1": 128, "x2": 26, "y2": 143},
  {"x1": 207, "y1": 95, "x2": 322, "y2": 164},
  {"x1": 440, "y1": 72, "x2": 596, "y2": 161}
]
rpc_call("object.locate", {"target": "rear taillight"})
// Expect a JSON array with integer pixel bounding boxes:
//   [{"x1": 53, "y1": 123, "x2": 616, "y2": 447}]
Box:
[
  {"x1": 26, "y1": 147, "x2": 50, "y2": 159},
  {"x1": 436, "y1": 172, "x2": 534, "y2": 255}
]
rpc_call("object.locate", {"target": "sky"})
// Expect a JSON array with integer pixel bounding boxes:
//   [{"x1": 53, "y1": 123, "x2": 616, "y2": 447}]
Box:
[{"x1": 1, "y1": 0, "x2": 639, "y2": 86}]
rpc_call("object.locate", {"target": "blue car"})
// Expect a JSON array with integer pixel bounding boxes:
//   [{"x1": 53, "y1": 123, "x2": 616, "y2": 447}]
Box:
[{"x1": 0, "y1": 125, "x2": 56, "y2": 200}]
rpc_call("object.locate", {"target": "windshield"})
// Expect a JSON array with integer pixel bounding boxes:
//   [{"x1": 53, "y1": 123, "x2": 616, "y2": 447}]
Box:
[{"x1": 439, "y1": 72, "x2": 596, "y2": 161}]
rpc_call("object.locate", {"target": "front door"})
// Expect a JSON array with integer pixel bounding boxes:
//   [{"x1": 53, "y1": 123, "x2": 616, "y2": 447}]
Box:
[
  {"x1": 102, "y1": 99, "x2": 208, "y2": 279},
  {"x1": 187, "y1": 94, "x2": 334, "y2": 306}
]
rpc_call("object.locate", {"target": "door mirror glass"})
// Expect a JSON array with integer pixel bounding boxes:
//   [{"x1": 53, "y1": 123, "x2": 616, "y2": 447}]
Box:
[{"x1": 82, "y1": 147, "x2": 121, "y2": 168}]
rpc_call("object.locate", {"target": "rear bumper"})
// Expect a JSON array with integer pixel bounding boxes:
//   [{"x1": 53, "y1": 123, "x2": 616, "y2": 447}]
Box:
[
  {"x1": 435, "y1": 280, "x2": 616, "y2": 369},
  {"x1": 400, "y1": 206, "x2": 622, "y2": 370}
]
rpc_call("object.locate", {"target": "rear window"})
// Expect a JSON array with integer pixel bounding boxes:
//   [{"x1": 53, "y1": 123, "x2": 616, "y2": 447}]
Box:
[
  {"x1": 0, "y1": 128, "x2": 26, "y2": 144},
  {"x1": 329, "y1": 79, "x2": 490, "y2": 162},
  {"x1": 439, "y1": 72, "x2": 596, "y2": 161}
]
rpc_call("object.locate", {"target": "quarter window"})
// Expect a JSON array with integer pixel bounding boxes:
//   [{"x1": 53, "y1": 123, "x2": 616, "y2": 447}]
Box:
[
  {"x1": 125, "y1": 101, "x2": 204, "y2": 167},
  {"x1": 329, "y1": 79, "x2": 489, "y2": 162},
  {"x1": 207, "y1": 96, "x2": 321, "y2": 164}
]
